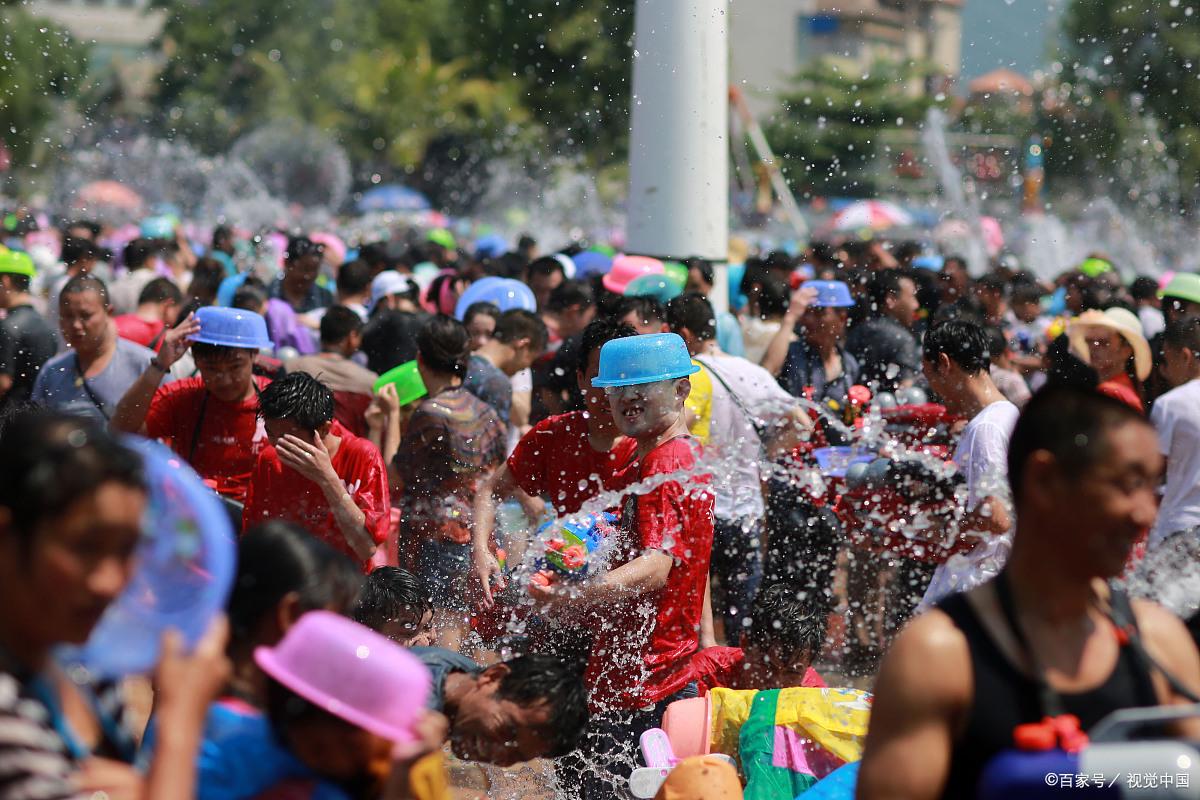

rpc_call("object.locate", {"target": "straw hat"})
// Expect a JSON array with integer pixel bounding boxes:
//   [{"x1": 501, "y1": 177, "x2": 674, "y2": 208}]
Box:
[{"x1": 1068, "y1": 307, "x2": 1151, "y2": 381}]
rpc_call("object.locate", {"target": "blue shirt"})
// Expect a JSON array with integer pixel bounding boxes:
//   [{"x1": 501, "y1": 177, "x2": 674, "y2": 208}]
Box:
[
  {"x1": 144, "y1": 700, "x2": 349, "y2": 800},
  {"x1": 409, "y1": 647, "x2": 481, "y2": 712},
  {"x1": 715, "y1": 311, "x2": 745, "y2": 358}
]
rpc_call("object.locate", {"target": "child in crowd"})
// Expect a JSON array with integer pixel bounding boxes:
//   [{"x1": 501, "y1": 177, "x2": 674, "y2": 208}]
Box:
[
  {"x1": 688, "y1": 583, "x2": 827, "y2": 692},
  {"x1": 354, "y1": 567, "x2": 435, "y2": 647}
]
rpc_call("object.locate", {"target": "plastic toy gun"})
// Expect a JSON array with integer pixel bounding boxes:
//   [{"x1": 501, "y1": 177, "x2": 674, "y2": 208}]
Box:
[
  {"x1": 978, "y1": 707, "x2": 1200, "y2": 799},
  {"x1": 528, "y1": 511, "x2": 616, "y2": 592}
]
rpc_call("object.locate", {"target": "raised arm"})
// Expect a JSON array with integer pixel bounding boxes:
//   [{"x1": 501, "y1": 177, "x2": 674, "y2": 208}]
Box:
[
  {"x1": 111, "y1": 315, "x2": 199, "y2": 434},
  {"x1": 760, "y1": 286, "x2": 815, "y2": 376}
]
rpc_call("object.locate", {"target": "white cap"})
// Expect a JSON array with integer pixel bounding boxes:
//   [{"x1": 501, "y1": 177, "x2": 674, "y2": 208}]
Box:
[{"x1": 370, "y1": 270, "x2": 416, "y2": 311}]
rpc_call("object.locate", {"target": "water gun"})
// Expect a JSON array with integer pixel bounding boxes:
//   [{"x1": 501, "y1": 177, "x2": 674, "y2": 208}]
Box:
[
  {"x1": 978, "y1": 707, "x2": 1200, "y2": 799},
  {"x1": 528, "y1": 511, "x2": 616, "y2": 592}
]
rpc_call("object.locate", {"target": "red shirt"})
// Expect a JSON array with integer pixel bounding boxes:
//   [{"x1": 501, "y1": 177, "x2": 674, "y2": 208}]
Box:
[
  {"x1": 585, "y1": 436, "x2": 714, "y2": 711},
  {"x1": 1097, "y1": 373, "x2": 1145, "y2": 414},
  {"x1": 242, "y1": 421, "x2": 390, "y2": 565},
  {"x1": 113, "y1": 314, "x2": 165, "y2": 350},
  {"x1": 145, "y1": 376, "x2": 272, "y2": 503},
  {"x1": 507, "y1": 412, "x2": 638, "y2": 515},
  {"x1": 687, "y1": 646, "x2": 826, "y2": 694}
]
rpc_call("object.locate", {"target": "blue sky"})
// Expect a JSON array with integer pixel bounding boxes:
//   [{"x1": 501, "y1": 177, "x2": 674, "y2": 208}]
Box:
[{"x1": 959, "y1": 0, "x2": 1064, "y2": 80}]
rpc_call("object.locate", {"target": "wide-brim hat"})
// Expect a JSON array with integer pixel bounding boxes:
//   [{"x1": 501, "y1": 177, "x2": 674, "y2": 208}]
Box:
[{"x1": 1068, "y1": 307, "x2": 1151, "y2": 381}]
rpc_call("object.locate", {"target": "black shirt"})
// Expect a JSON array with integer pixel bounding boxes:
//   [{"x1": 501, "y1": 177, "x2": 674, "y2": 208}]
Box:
[
  {"x1": 935, "y1": 592, "x2": 1158, "y2": 799},
  {"x1": 0, "y1": 305, "x2": 57, "y2": 408}
]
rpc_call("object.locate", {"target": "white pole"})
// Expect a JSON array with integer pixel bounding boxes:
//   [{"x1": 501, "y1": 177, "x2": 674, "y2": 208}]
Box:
[{"x1": 626, "y1": 0, "x2": 730, "y2": 311}]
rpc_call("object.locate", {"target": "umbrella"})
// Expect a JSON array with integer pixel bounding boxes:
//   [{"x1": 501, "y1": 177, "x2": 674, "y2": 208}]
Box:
[
  {"x1": 357, "y1": 185, "x2": 431, "y2": 213},
  {"x1": 76, "y1": 181, "x2": 144, "y2": 211},
  {"x1": 827, "y1": 200, "x2": 913, "y2": 232},
  {"x1": 935, "y1": 217, "x2": 1005, "y2": 258}
]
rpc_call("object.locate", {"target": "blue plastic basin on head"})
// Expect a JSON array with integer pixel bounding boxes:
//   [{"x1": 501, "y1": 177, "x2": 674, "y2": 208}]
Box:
[
  {"x1": 74, "y1": 437, "x2": 236, "y2": 677},
  {"x1": 192, "y1": 306, "x2": 272, "y2": 350},
  {"x1": 592, "y1": 332, "x2": 699, "y2": 388},
  {"x1": 805, "y1": 280, "x2": 856, "y2": 308},
  {"x1": 454, "y1": 277, "x2": 536, "y2": 320}
]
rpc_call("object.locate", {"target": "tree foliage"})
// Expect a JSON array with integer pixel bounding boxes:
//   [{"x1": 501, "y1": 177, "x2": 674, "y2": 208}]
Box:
[
  {"x1": 149, "y1": 0, "x2": 633, "y2": 187},
  {"x1": 1060, "y1": 0, "x2": 1200, "y2": 190},
  {"x1": 765, "y1": 59, "x2": 935, "y2": 197},
  {"x1": 0, "y1": 7, "x2": 87, "y2": 167}
]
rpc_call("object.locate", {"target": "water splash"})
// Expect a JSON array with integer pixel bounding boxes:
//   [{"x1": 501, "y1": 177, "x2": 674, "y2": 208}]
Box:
[{"x1": 921, "y1": 107, "x2": 991, "y2": 275}]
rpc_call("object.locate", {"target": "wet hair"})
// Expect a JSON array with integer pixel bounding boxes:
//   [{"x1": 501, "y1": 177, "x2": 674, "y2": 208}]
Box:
[
  {"x1": 494, "y1": 654, "x2": 589, "y2": 758},
  {"x1": 286, "y1": 235, "x2": 324, "y2": 263},
  {"x1": 546, "y1": 280, "x2": 594, "y2": 313},
  {"x1": 526, "y1": 256, "x2": 566, "y2": 280},
  {"x1": 984, "y1": 326, "x2": 1010, "y2": 363},
  {"x1": 943, "y1": 255, "x2": 968, "y2": 273},
  {"x1": 232, "y1": 283, "x2": 268, "y2": 313},
  {"x1": 123, "y1": 238, "x2": 158, "y2": 271},
  {"x1": 923, "y1": 319, "x2": 992, "y2": 375},
  {"x1": 1007, "y1": 386, "x2": 1148, "y2": 505},
  {"x1": 319, "y1": 306, "x2": 364, "y2": 347},
  {"x1": 493, "y1": 309, "x2": 549, "y2": 352},
  {"x1": 357, "y1": 241, "x2": 390, "y2": 271},
  {"x1": 138, "y1": 277, "x2": 183, "y2": 307},
  {"x1": 257, "y1": 371, "x2": 335, "y2": 431},
  {"x1": 0, "y1": 409, "x2": 145, "y2": 547},
  {"x1": 665, "y1": 292, "x2": 717, "y2": 342},
  {"x1": 353, "y1": 567, "x2": 432, "y2": 631},
  {"x1": 463, "y1": 302, "x2": 501, "y2": 329},
  {"x1": 212, "y1": 225, "x2": 233, "y2": 247},
  {"x1": 863, "y1": 270, "x2": 912, "y2": 317},
  {"x1": 60, "y1": 273, "x2": 110, "y2": 307},
  {"x1": 1130, "y1": 276, "x2": 1160, "y2": 302},
  {"x1": 228, "y1": 521, "x2": 364, "y2": 652},
  {"x1": 748, "y1": 583, "x2": 826, "y2": 662},
  {"x1": 416, "y1": 314, "x2": 470, "y2": 377},
  {"x1": 1164, "y1": 314, "x2": 1200, "y2": 354},
  {"x1": 188, "y1": 261, "x2": 224, "y2": 306},
  {"x1": 61, "y1": 236, "x2": 97, "y2": 266},
  {"x1": 684, "y1": 257, "x2": 714, "y2": 289},
  {"x1": 577, "y1": 318, "x2": 637, "y2": 372},
  {"x1": 336, "y1": 259, "x2": 372, "y2": 296},
  {"x1": 614, "y1": 295, "x2": 665, "y2": 327}
]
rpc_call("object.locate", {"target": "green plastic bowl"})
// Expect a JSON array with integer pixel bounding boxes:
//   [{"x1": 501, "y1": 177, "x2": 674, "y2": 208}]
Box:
[{"x1": 373, "y1": 360, "x2": 427, "y2": 407}]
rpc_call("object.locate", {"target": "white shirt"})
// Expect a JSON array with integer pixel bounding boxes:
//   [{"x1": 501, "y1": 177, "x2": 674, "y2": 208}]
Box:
[
  {"x1": 920, "y1": 399, "x2": 1020, "y2": 609},
  {"x1": 696, "y1": 352, "x2": 797, "y2": 522},
  {"x1": 1139, "y1": 305, "x2": 1165, "y2": 340},
  {"x1": 1150, "y1": 378, "x2": 1200, "y2": 546}
]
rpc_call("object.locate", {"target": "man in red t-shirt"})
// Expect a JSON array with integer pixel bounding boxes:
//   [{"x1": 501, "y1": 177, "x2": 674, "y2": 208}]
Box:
[
  {"x1": 242, "y1": 371, "x2": 389, "y2": 568},
  {"x1": 111, "y1": 307, "x2": 273, "y2": 506},
  {"x1": 113, "y1": 277, "x2": 181, "y2": 351},
  {"x1": 530, "y1": 332, "x2": 714, "y2": 799},
  {"x1": 471, "y1": 318, "x2": 639, "y2": 606}
]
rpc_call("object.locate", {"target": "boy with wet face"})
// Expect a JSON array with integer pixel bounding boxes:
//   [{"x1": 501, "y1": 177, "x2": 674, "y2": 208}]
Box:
[{"x1": 531, "y1": 332, "x2": 714, "y2": 799}]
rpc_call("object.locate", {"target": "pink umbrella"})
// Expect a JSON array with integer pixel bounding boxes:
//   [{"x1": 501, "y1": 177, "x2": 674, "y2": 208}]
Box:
[
  {"x1": 75, "y1": 181, "x2": 144, "y2": 211},
  {"x1": 827, "y1": 200, "x2": 914, "y2": 233}
]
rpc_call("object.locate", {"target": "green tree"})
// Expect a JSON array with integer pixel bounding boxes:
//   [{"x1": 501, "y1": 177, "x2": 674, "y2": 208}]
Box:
[
  {"x1": 458, "y1": 0, "x2": 634, "y2": 165},
  {"x1": 151, "y1": 0, "x2": 537, "y2": 188},
  {"x1": 765, "y1": 59, "x2": 935, "y2": 197},
  {"x1": 1060, "y1": 0, "x2": 1200, "y2": 190},
  {"x1": 0, "y1": 6, "x2": 87, "y2": 168}
]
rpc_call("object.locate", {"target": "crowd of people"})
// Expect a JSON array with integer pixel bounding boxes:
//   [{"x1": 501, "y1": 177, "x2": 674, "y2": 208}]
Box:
[{"x1": 1, "y1": 216, "x2": 1200, "y2": 800}]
